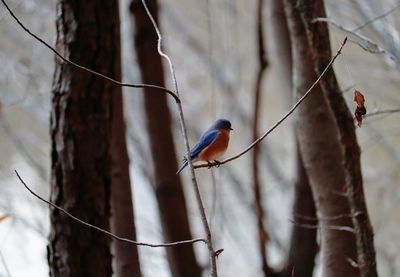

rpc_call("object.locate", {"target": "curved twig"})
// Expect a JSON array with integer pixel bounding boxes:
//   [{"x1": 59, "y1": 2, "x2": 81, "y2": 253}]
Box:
[
  {"x1": 195, "y1": 37, "x2": 348, "y2": 169},
  {"x1": 0, "y1": 0, "x2": 180, "y2": 103},
  {"x1": 15, "y1": 170, "x2": 206, "y2": 248}
]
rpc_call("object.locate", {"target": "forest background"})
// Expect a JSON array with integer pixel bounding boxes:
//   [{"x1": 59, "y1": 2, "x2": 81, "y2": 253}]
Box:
[{"x1": 0, "y1": 0, "x2": 399, "y2": 276}]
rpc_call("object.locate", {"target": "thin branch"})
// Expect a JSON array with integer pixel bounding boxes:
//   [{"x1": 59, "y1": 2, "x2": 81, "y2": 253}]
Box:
[
  {"x1": 294, "y1": 211, "x2": 364, "y2": 221},
  {"x1": 0, "y1": 249, "x2": 11, "y2": 277},
  {"x1": 15, "y1": 170, "x2": 206, "y2": 248},
  {"x1": 0, "y1": 0, "x2": 180, "y2": 103},
  {"x1": 139, "y1": 1, "x2": 219, "y2": 275},
  {"x1": 313, "y1": 17, "x2": 399, "y2": 64},
  {"x1": 290, "y1": 219, "x2": 355, "y2": 233},
  {"x1": 139, "y1": 0, "x2": 178, "y2": 94},
  {"x1": 353, "y1": 3, "x2": 400, "y2": 32},
  {"x1": 366, "y1": 108, "x2": 400, "y2": 118},
  {"x1": 195, "y1": 37, "x2": 348, "y2": 169}
]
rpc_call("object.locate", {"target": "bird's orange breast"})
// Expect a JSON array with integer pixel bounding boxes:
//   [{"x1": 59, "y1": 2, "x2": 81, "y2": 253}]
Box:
[{"x1": 198, "y1": 130, "x2": 230, "y2": 161}]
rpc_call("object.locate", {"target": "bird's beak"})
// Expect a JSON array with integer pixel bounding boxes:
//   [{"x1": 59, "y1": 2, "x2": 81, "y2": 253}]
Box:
[{"x1": 230, "y1": 127, "x2": 234, "y2": 131}]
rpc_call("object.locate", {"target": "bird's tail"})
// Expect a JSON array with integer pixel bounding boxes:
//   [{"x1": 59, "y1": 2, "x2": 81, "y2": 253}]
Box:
[{"x1": 176, "y1": 160, "x2": 188, "y2": 174}]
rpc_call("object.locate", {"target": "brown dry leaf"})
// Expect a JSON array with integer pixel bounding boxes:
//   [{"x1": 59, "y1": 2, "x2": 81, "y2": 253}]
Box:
[
  {"x1": 353, "y1": 90, "x2": 367, "y2": 127},
  {"x1": 354, "y1": 90, "x2": 365, "y2": 107},
  {"x1": 0, "y1": 214, "x2": 10, "y2": 222}
]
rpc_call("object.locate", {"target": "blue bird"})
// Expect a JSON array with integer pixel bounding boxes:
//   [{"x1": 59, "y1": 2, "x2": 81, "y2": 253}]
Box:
[{"x1": 177, "y1": 119, "x2": 233, "y2": 174}]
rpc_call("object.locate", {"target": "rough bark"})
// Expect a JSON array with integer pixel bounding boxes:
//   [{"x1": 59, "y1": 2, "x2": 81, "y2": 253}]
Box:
[
  {"x1": 130, "y1": 1, "x2": 202, "y2": 276},
  {"x1": 110, "y1": 90, "x2": 142, "y2": 276},
  {"x1": 48, "y1": 0, "x2": 119, "y2": 276},
  {"x1": 268, "y1": 1, "x2": 318, "y2": 276},
  {"x1": 283, "y1": 1, "x2": 359, "y2": 276}
]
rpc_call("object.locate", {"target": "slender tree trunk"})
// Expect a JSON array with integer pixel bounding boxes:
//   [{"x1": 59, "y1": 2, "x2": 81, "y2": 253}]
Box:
[
  {"x1": 130, "y1": 1, "x2": 202, "y2": 276},
  {"x1": 268, "y1": 0, "x2": 292, "y2": 99},
  {"x1": 108, "y1": 2, "x2": 142, "y2": 276},
  {"x1": 283, "y1": 1, "x2": 359, "y2": 276},
  {"x1": 325, "y1": 76, "x2": 378, "y2": 277},
  {"x1": 48, "y1": 0, "x2": 120, "y2": 276},
  {"x1": 310, "y1": 5, "x2": 378, "y2": 277},
  {"x1": 268, "y1": 1, "x2": 318, "y2": 276},
  {"x1": 110, "y1": 91, "x2": 142, "y2": 276},
  {"x1": 252, "y1": 0, "x2": 270, "y2": 276}
]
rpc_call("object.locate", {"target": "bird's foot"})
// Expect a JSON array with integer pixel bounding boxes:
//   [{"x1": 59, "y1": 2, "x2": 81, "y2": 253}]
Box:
[
  {"x1": 213, "y1": 160, "x2": 221, "y2": 168},
  {"x1": 207, "y1": 161, "x2": 213, "y2": 169}
]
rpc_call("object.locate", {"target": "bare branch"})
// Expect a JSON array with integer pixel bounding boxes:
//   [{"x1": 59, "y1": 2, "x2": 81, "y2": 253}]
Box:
[
  {"x1": 294, "y1": 211, "x2": 364, "y2": 221},
  {"x1": 195, "y1": 37, "x2": 348, "y2": 169},
  {"x1": 15, "y1": 170, "x2": 206, "y2": 248},
  {"x1": 353, "y1": 3, "x2": 400, "y2": 32},
  {"x1": 0, "y1": 249, "x2": 11, "y2": 277},
  {"x1": 290, "y1": 220, "x2": 355, "y2": 233},
  {"x1": 0, "y1": 0, "x2": 180, "y2": 103},
  {"x1": 313, "y1": 17, "x2": 399, "y2": 64},
  {"x1": 366, "y1": 108, "x2": 400, "y2": 118}
]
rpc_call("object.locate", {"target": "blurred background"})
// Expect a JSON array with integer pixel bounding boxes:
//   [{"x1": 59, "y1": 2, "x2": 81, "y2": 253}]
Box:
[{"x1": 0, "y1": 0, "x2": 399, "y2": 276}]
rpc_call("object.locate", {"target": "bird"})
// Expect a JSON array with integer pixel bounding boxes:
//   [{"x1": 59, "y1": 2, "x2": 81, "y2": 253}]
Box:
[{"x1": 176, "y1": 119, "x2": 233, "y2": 174}]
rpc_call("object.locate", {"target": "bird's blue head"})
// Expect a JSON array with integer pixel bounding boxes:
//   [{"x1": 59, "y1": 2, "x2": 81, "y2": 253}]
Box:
[{"x1": 212, "y1": 119, "x2": 233, "y2": 131}]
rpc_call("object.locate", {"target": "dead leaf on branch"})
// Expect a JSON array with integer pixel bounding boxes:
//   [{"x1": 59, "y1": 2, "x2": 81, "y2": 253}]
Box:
[{"x1": 354, "y1": 90, "x2": 367, "y2": 127}]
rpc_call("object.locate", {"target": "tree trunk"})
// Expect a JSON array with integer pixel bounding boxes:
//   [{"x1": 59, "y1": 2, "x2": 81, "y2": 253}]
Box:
[
  {"x1": 110, "y1": 88, "x2": 142, "y2": 276},
  {"x1": 252, "y1": 0, "x2": 270, "y2": 276},
  {"x1": 268, "y1": 0, "x2": 292, "y2": 98},
  {"x1": 108, "y1": 2, "x2": 142, "y2": 276},
  {"x1": 130, "y1": 1, "x2": 202, "y2": 277},
  {"x1": 310, "y1": 6, "x2": 378, "y2": 277},
  {"x1": 283, "y1": 1, "x2": 359, "y2": 276},
  {"x1": 268, "y1": 1, "x2": 318, "y2": 276},
  {"x1": 284, "y1": 146, "x2": 317, "y2": 277},
  {"x1": 48, "y1": 0, "x2": 120, "y2": 276}
]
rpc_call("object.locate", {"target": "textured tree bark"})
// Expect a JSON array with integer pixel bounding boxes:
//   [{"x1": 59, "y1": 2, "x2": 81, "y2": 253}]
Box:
[
  {"x1": 110, "y1": 86, "x2": 142, "y2": 276},
  {"x1": 48, "y1": 0, "x2": 119, "y2": 276},
  {"x1": 130, "y1": 1, "x2": 202, "y2": 276},
  {"x1": 268, "y1": 1, "x2": 318, "y2": 276},
  {"x1": 283, "y1": 1, "x2": 359, "y2": 276}
]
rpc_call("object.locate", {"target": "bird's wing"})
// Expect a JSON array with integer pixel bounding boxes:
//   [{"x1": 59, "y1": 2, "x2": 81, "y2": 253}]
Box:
[{"x1": 190, "y1": 129, "x2": 220, "y2": 159}]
